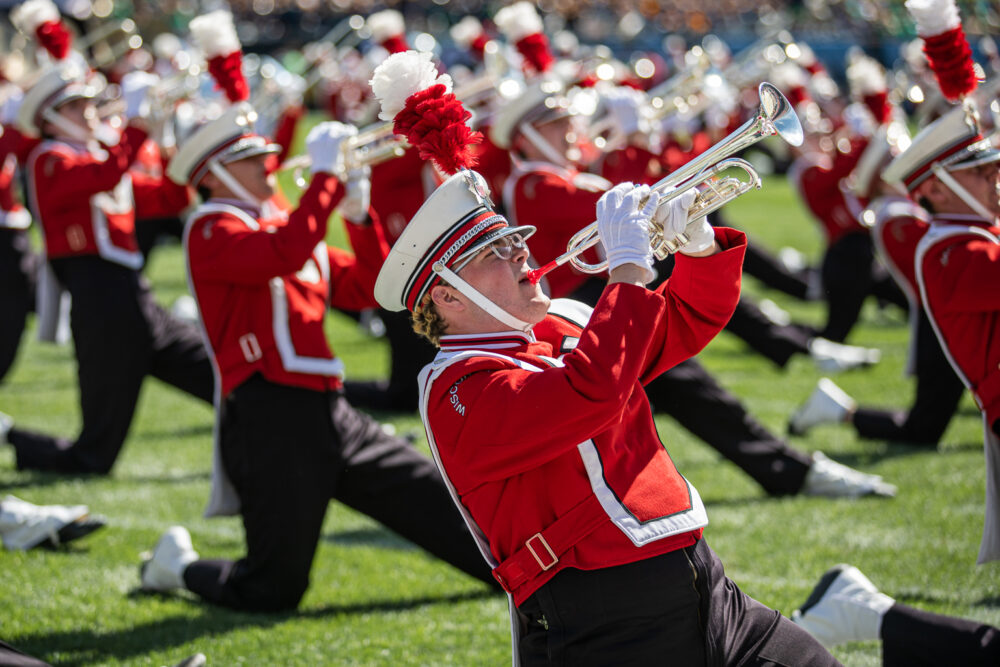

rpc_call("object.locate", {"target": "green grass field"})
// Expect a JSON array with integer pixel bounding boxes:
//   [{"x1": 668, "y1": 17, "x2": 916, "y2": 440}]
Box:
[{"x1": 1, "y1": 172, "x2": 998, "y2": 666}]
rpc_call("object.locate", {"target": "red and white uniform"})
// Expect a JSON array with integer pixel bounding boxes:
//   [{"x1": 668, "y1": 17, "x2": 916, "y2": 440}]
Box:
[
  {"x1": 788, "y1": 137, "x2": 870, "y2": 245},
  {"x1": 0, "y1": 125, "x2": 35, "y2": 230},
  {"x1": 503, "y1": 160, "x2": 610, "y2": 298},
  {"x1": 370, "y1": 146, "x2": 437, "y2": 244},
  {"x1": 915, "y1": 214, "x2": 1000, "y2": 563},
  {"x1": 870, "y1": 196, "x2": 932, "y2": 375},
  {"x1": 184, "y1": 173, "x2": 389, "y2": 515},
  {"x1": 418, "y1": 228, "x2": 746, "y2": 605},
  {"x1": 25, "y1": 126, "x2": 190, "y2": 269}
]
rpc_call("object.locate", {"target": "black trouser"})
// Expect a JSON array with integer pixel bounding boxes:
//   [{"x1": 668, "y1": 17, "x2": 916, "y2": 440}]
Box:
[
  {"x1": 517, "y1": 539, "x2": 839, "y2": 666},
  {"x1": 0, "y1": 639, "x2": 50, "y2": 667},
  {"x1": 882, "y1": 602, "x2": 1000, "y2": 666},
  {"x1": 851, "y1": 313, "x2": 965, "y2": 445},
  {"x1": 820, "y1": 233, "x2": 908, "y2": 343},
  {"x1": 183, "y1": 376, "x2": 496, "y2": 612},
  {"x1": 135, "y1": 216, "x2": 184, "y2": 267},
  {"x1": 344, "y1": 308, "x2": 437, "y2": 412},
  {"x1": 570, "y1": 278, "x2": 813, "y2": 497},
  {"x1": 7, "y1": 256, "x2": 214, "y2": 474},
  {"x1": 725, "y1": 297, "x2": 816, "y2": 368},
  {"x1": 0, "y1": 229, "x2": 36, "y2": 383},
  {"x1": 645, "y1": 359, "x2": 813, "y2": 496},
  {"x1": 652, "y1": 255, "x2": 815, "y2": 370}
]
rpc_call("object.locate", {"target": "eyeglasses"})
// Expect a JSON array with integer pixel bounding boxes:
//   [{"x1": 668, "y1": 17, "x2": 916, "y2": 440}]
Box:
[{"x1": 454, "y1": 233, "x2": 527, "y2": 272}]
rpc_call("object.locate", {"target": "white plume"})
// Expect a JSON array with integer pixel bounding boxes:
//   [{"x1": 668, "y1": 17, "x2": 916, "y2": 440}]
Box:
[
  {"x1": 770, "y1": 62, "x2": 808, "y2": 91},
  {"x1": 495, "y1": 1, "x2": 543, "y2": 43},
  {"x1": 450, "y1": 16, "x2": 483, "y2": 49},
  {"x1": 189, "y1": 10, "x2": 241, "y2": 58},
  {"x1": 846, "y1": 56, "x2": 887, "y2": 97},
  {"x1": 369, "y1": 50, "x2": 453, "y2": 121},
  {"x1": 11, "y1": 0, "x2": 60, "y2": 35},
  {"x1": 905, "y1": 0, "x2": 960, "y2": 37},
  {"x1": 366, "y1": 9, "x2": 405, "y2": 43}
]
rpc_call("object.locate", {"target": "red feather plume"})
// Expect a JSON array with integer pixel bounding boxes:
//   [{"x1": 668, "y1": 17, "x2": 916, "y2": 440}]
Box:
[
  {"x1": 206, "y1": 51, "x2": 250, "y2": 103},
  {"x1": 391, "y1": 84, "x2": 482, "y2": 175},
  {"x1": 922, "y1": 25, "x2": 978, "y2": 101},
  {"x1": 516, "y1": 33, "x2": 554, "y2": 74},
  {"x1": 36, "y1": 20, "x2": 71, "y2": 60}
]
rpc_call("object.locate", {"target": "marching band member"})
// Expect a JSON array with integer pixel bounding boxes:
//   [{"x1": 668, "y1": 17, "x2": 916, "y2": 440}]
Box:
[
  {"x1": 784, "y1": 57, "x2": 909, "y2": 343},
  {"x1": 139, "y1": 104, "x2": 494, "y2": 611},
  {"x1": 0, "y1": 61, "x2": 211, "y2": 474},
  {"x1": 373, "y1": 168, "x2": 837, "y2": 664},
  {"x1": 490, "y1": 70, "x2": 894, "y2": 499}
]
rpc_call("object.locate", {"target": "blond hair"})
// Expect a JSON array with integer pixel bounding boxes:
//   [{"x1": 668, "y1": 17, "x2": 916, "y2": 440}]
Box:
[{"x1": 411, "y1": 291, "x2": 448, "y2": 346}]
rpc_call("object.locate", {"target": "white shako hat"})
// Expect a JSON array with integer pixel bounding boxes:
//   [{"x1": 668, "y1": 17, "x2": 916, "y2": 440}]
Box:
[
  {"x1": 16, "y1": 60, "x2": 98, "y2": 137},
  {"x1": 374, "y1": 169, "x2": 535, "y2": 312},
  {"x1": 849, "y1": 122, "x2": 912, "y2": 198},
  {"x1": 488, "y1": 75, "x2": 567, "y2": 149},
  {"x1": 167, "y1": 102, "x2": 279, "y2": 186},
  {"x1": 882, "y1": 105, "x2": 1000, "y2": 191}
]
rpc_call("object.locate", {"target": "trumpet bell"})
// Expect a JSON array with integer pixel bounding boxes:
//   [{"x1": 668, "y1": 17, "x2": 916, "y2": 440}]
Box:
[{"x1": 758, "y1": 82, "x2": 803, "y2": 147}]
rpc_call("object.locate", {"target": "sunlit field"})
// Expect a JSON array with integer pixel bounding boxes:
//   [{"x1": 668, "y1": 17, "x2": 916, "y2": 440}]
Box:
[{"x1": 1, "y1": 160, "x2": 997, "y2": 665}]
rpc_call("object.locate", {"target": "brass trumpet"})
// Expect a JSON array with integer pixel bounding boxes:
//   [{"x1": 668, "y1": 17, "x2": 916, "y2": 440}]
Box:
[
  {"x1": 279, "y1": 122, "x2": 406, "y2": 186},
  {"x1": 527, "y1": 82, "x2": 803, "y2": 283}
]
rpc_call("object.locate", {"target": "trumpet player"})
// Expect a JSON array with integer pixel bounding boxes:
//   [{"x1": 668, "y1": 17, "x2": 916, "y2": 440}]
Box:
[
  {"x1": 138, "y1": 104, "x2": 496, "y2": 611},
  {"x1": 372, "y1": 169, "x2": 838, "y2": 665},
  {"x1": 0, "y1": 61, "x2": 212, "y2": 475},
  {"x1": 491, "y1": 73, "x2": 894, "y2": 499}
]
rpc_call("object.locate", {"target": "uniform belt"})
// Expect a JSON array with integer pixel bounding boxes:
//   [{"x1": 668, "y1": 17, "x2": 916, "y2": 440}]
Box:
[{"x1": 492, "y1": 493, "x2": 607, "y2": 593}]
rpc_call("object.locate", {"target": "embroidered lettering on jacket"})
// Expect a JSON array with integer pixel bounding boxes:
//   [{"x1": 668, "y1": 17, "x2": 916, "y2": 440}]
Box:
[{"x1": 447, "y1": 374, "x2": 471, "y2": 416}]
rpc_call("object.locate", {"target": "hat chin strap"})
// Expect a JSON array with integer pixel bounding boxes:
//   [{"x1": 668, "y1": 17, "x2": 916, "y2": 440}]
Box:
[
  {"x1": 433, "y1": 263, "x2": 532, "y2": 333},
  {"x1": 518, "y1": 121, "x2": 571, "y2": 168},
  {"x1": 208, "y1": 159, "x2": 263, "y2": 209},
  {"x1": 931, "y1": 162, "x2": 996, "y2": 221}
]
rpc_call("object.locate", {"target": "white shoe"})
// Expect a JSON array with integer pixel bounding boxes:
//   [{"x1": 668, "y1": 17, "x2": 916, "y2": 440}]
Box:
[
  {"x1": 0, "y1": 411, "x2": 12, "y2": 445},
  {"x1": 141, "y1": 526, "x2": 199, "y2": 591},
  {"x1": 0, "y1": 495, "x2": 97, "y2": 550},
  {"x1": 788, "y1": 378, "x2": 856, "y2": 436},
  {"x1": 808, "y1": 338, "x2": 881, "y2": 373},
  {"x1": 792, "y1": 564, "x2": 895, "y2": 647},
  {"x1": 779, "y1": 246, "x2": 808, "y2": 273},
  {"x1": 759, "y1": 298, "x2": 792, "y2": 326},
  {"x1": 802, "y1": 452, "x2": 897, "y2": 498}
]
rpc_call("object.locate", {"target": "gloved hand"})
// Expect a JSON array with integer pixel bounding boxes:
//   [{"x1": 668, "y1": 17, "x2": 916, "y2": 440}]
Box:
[
  {"x1": 596, "y1": 182, "x2": 660, "y2": 282},
  {"x1": 601, "y1": 86, "x2": 652, "y2": 137},
  {"x1": 305, "y1": 121, "x2": 357, "y2": 178},
  {"x1": 651, "y1": 186, "x2": 715, "y2": 255},
  {"x1": 338, "y1": 165, "x2": 372, "y2": 224},
  {"x1": 120, "y1": 71, "x2": 159, "y2": 120}
]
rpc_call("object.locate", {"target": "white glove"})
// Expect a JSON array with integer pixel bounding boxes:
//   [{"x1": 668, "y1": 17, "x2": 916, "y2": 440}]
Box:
[
  {"x1": 652, "y1": 187, "x2": 715, "y2": 255},
  {"x1": 0, "y1": 86, "x2": 23, "y2": 126},
  {"x1": 596, "y1": 182, "x2": 660, "y2": 282},
  {"x1": 338, "y1": 166, "x2": 372, "y2": 224},
  {"x1": 120, "y1": 71, "x2": 159, "y2": 120},
  {"x1": 305, "y1": 121, "x2": 357, "y2": 177},
  {"x1": 601, "y1": 86, "x2": 651, "y2": 137}
]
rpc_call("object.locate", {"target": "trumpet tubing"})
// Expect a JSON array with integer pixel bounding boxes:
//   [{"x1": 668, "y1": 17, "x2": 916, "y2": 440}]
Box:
[
  {"x1": 279, "y1": 123, "x2": 408, "y2": 181},
  {"x1": 526, "y1": 82, "x2": 802, "y2": 284}
]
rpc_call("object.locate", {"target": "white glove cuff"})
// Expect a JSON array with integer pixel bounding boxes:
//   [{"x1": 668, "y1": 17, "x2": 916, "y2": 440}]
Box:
[
  {"x1": 678, "y1": 218, "x2": 716, "y2": 255},
  {"x1": 606, "y1": 248, "x2": 655, "y2": 283}
]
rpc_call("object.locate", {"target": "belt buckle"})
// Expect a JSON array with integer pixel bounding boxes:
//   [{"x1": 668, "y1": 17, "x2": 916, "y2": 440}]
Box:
[{"x1": 526, "y1": 533, "x2": 558, "y2": 571}]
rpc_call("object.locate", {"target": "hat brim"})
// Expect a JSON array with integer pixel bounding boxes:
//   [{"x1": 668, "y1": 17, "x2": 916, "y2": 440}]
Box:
[
  {"x1": 218, "y1": 139, "x2": 281, "y2": 165},
  {"x1": 946, "y1": 139, "x2": 1000, "y2": 173},
  {"x1": 452, "y1": 224, "x2": 537, "y2": 270}
]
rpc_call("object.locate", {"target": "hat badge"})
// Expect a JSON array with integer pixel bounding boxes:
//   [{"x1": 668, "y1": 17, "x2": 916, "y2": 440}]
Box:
[{"x1": 462, "y1": 170, "x2": 494, "y2": 210}]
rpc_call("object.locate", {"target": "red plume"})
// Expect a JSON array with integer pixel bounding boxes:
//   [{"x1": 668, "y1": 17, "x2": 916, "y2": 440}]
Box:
[
  {"x1": 36, "y1": 20, "x2": 71, "y2": 60},
  {"x1": 206, "y1": 51, "x2": 250, "y2": 103},
  {"x1": 391, "y1": 84, "x2": 482, "y2": 175},
  {"x1": 516, "y1": 33, "x2": 554, "y2": 74},
  {"x1": 922, "y1": 26, "x2": 978, "y2": 101},
  {"x1": 863, "y1": 91, "x2": 893, "y2": 124}
]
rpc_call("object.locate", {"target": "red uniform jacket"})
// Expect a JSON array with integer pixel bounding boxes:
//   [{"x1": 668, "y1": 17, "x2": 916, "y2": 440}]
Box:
[
  {"x1": 25, "y1": 126, "x2": 189, "y2": 268},
  {"x1": 597, "y1": 145, "x2": 665, "y2": 186},
  {"x1": 370, "y1": 146, "x2": 435, "y2": 244},
  {"x1": 183, "y1": 174, "x2": 389, "y2": 398},
  {"x1": 502, "y1": 160, "x2": 611, "y2": 299},
  {"x1": 419, "y1": 227, "x2": 746, "y2": 604},
  {"x1": 788, "y1": 137, "x2": 869, "y2": 245},
  {"x1": 915, "y1": 215, "x2": 1000, "y2": 431}
]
